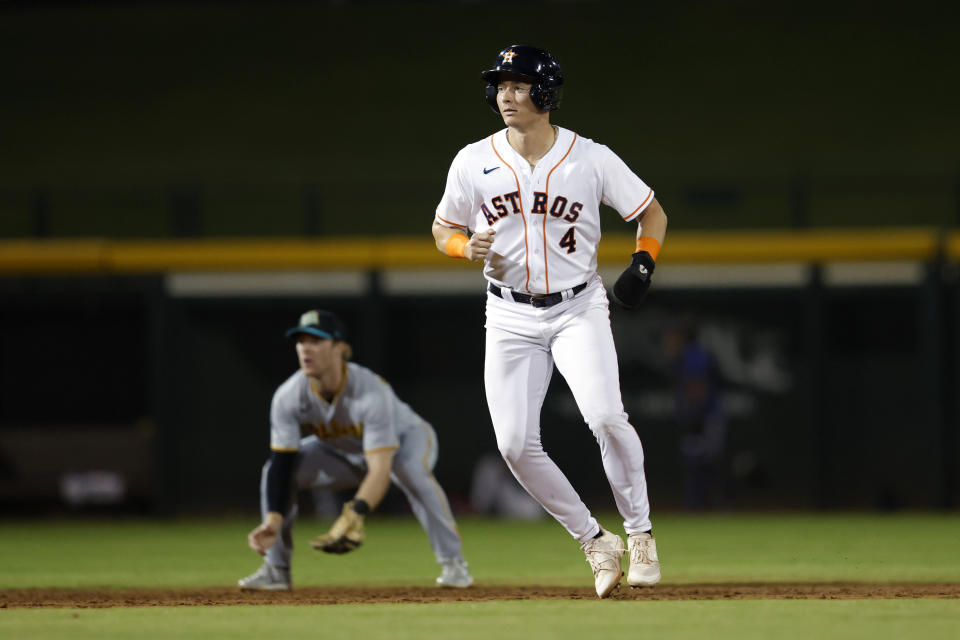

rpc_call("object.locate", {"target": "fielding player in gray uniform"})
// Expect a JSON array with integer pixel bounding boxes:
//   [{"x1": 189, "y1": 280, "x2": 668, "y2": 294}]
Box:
[{"x1": 238, "y1": 309, "x2": 473, "y2": 590}]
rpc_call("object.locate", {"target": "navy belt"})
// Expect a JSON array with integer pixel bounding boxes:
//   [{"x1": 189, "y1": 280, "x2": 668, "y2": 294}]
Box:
[{"x1": 488, "y1": 282, "x2": 588, "y2": 308}]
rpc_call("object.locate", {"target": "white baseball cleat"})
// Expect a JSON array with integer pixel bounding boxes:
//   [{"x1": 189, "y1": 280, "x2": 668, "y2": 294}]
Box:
[
  {"x1": 581, "y1": 528, "x2": 625, "y2": 598},
  {"x1": 238, "y1": 563, "x2": 292, "y2": 591},
  {"x1": 627, "y1": 532, "x2": 661, "y2": 587},
  {"x1": 436, "y1": 557, "x2": 474, "y2": 588}
]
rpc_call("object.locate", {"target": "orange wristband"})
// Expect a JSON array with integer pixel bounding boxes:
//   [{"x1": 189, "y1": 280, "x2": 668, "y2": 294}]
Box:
[
  {"x1": 445, "y1": 233, "x2": 468, "y2": 258},
  {"x1": 636, "y1": 236, "x2": 661, "y2": 261}
]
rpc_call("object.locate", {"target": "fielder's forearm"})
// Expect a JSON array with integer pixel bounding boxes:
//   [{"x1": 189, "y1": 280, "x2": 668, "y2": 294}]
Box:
[
  {"x1": 265, "y1": 450, "x2": 297, "y2": 516},
  {"x1": 353, "y1": 448, "x2": 396, "y2": 510}
]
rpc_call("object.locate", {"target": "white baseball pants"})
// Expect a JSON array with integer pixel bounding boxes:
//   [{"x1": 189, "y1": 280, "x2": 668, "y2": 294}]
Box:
[{"x1": 484, "y1": 276, "x2": 653, "y2": 542}]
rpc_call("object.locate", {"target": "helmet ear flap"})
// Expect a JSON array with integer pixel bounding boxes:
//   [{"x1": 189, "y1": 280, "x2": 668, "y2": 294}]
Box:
[
  {"x1": 529, "y1": 85, "x2": 546, "y2": 112},
  {"x1": 484, "y1": 84, "x2": 499, "y2": 114},
  {"x1": 530, "y1": 85, "x2": 562, "y2": 112},
  {"x1": 530, "y1": 83, "x2": 544, "y2": 111}
]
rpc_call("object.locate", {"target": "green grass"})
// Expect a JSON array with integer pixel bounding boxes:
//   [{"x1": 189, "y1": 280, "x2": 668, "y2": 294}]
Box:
[
  {"x1": 1, "y1": 513, "x2": 958, "y2": 639},
  {"x1": 2, "y1": 601, "x2": 960, "y2": 640},
  {"x1": 1, "y1": 513, "x2": 958, "y2": 589}
]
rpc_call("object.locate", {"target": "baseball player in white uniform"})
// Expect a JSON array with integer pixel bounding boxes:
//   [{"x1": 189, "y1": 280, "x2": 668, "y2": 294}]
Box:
[
  {"x1": 238, "y1": 310, "x2": 472, "y2": 590},
  {"x1": 431, "y1": 45, "x2": 668, "y2": 598}
]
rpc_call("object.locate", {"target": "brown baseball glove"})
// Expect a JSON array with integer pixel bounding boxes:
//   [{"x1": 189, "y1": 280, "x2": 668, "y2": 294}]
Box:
[{"x1": 310, "y1": 500, "x2": 366, "y2": 554}]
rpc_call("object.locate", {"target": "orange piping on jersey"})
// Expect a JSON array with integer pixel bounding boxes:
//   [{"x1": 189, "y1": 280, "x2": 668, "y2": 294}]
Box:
[
  {"x1": 542, "y1": 133, "x2": 578, "y2": 294},
  {"x1": 491, "y1": 133, "x2": 530, "y2": 292},
  {"x1": 435, "y1": 215, "x2": 469, "y2": 229},
  {"x1": 624, "y1": 189, "x2": 654, "y2": 222}
]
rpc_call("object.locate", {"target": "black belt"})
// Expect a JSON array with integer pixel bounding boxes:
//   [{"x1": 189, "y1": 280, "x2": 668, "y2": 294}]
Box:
[{"x1": 488, "y1": 282, "x2": 588, "y2": 308}]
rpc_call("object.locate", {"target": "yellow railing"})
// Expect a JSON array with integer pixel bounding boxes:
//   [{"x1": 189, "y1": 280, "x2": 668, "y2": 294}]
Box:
[{"x1": 0, "y1": 228, "x2": 955, "y2": 275}]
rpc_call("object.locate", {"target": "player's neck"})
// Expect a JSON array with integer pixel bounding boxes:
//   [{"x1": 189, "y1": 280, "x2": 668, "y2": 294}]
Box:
[
  {"x1": 506, "y1": 121, "x2": 557, "y2": 168},
  {"x1": 309, "y1": 361, "x2": 346, "y2": 402}
]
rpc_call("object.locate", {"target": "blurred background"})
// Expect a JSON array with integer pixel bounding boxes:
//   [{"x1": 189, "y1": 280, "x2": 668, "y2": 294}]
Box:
[{"x1": 1, "y1": 0, "x2": 958, "y2": 518}]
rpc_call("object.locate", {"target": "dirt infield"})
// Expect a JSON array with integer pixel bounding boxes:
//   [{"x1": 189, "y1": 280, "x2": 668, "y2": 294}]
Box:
[{"x1": 2, "y1": 583, "x2": 959, "y2": 608}]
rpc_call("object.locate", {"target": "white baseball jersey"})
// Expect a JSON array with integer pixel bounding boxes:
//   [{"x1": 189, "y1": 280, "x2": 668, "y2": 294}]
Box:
[
  {"x1": 435, "y1": 126, "x2": 654, "y2": 294},
  {"x1": 269, "y1": 362, "x2": 419, "y2": 458}
]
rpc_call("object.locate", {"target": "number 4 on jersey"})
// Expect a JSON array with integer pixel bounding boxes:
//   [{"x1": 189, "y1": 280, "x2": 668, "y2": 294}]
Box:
[{"x1": 559, "y1": 228, "x2": 577, "y2": 253}]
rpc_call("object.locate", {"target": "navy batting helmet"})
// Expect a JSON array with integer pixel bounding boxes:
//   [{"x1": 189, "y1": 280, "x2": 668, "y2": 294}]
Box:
[{"x1": 481, "y1": 45, "x2": 564, "y2": 114}]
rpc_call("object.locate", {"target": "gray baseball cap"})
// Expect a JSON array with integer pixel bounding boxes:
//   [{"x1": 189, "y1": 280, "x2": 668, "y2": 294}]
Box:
[{"x1": 285, "y1": 309, "x2": 346, "y2": 341}]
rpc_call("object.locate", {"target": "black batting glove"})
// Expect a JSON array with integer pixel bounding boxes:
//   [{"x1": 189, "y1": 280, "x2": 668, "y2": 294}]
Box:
[{"x1": 611, "y1": 250, "x2": 656, "y2": 309}]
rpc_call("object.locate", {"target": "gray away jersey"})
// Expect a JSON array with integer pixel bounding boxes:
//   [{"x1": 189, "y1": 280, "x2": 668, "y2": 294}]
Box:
[{"x1": 269, "y1": 362, "x2": 422, "y2": 457}]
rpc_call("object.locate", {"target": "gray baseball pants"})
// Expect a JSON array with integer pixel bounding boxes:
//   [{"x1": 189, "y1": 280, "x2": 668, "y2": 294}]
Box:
[{"x1": 261, "y1": 423, "x2": 464, "y2": 570}]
